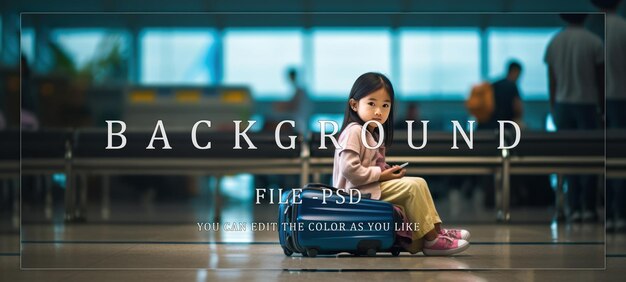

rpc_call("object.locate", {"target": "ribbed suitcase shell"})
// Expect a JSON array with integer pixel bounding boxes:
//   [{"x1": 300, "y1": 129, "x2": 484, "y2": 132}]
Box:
[{"x1": 278, "y1": 186, "x2": 398, "y2": 257}]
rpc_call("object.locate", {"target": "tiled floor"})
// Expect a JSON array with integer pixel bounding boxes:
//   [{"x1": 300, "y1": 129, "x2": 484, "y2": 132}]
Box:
[
  {"x1": 19, "y1": 242, "x2": 605, "y2": 269},
  {"x1": 0, "y1": 219, "x2": 624, "y2": 280},
  {"x1": 2, "y1": 189, "x2": 623, "y2": 280},
  {"x1": 16, "y1": 224, "x2": 605, "y2": 270},
  {"x1": 2, "y1": 256, "x2": 626, "y2": 282}
]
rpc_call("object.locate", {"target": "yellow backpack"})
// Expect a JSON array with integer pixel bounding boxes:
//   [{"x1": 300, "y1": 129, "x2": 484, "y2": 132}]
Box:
[{"x1": 465, "y1": 82, "x2": 495, "y2": 123}]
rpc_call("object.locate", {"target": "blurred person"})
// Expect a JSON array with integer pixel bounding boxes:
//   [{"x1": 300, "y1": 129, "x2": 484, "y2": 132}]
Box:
[
  {"x1": 394, "y1": 102, "x2": 420, "y2": 130},
  {"x1": 544, "y1": 13, "x2": 604, "y2": 222},
  {"x1": 20, "y1": 54, "x2": 39, "y2": 131},
  {"x1": 465, "y1": 61, "x2": 524, "y2": 208},
  {"x1": 260, "y1": 68, "x2": 309, "y2": 190},
  {"x1": 593, "y1": 0, "x2": 626, "y2": 231},
  {"x1": 0, "y1": 110, "x2": 5, "y2": 130},
  {"x1": 272, "y1": 67, "x2": 310, "y2": 135},
  {"x1": 478, "y1": 61, "x2": 524, "y2": 130}
]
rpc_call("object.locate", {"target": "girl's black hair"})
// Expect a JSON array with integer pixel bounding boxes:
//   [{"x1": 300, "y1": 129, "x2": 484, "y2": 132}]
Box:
[{"x1": 339, "y1": 72, "x2": 395, "y2": 147}]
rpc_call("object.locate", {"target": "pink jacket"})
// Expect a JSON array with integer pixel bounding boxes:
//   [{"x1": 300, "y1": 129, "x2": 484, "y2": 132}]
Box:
[{"x1": 332, "y1": 122, "x2": 390, "y2": 200}]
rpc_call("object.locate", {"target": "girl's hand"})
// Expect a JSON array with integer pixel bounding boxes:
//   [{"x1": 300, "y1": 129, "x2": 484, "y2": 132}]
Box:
[{"x1": 379, "y1": 165, "x2": 405, "y2": 182}]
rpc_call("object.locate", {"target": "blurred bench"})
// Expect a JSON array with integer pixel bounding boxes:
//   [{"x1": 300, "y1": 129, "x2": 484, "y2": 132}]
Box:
[
  {"x1": 0, "y1": 130, "x2": 19, "y2": 177},
  {"x1": 0, "y1": 130, "x2": 19, "y2": 229},
  {"x1": 31, "y1": 129, "x2": 303, "y2": 221},
  {"x1": 607, "y1": 129, "x2": 626, "y2": 179},
  {"x1": 507, "y1": 130, "x2": 605, "y2": 221},
  {"x1": 307, "y1": 130, "x2": 506, "y2": 218},
  {"x1": 307, "y1": 130, "x2": 502, "y2": 178},
  {"x1": 15, "y1": 128, "x2": 623, "y2": 223}
]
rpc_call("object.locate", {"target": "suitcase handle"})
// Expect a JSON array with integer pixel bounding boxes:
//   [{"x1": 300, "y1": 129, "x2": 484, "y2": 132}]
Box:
[{"x1": 304, "y1": 183, "x2": 372, "y2": 199}]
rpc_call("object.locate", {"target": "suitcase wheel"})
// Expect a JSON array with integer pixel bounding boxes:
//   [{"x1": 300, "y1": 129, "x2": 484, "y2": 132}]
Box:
[
  {"x1": 391, "y1": 249, "x2": 401, "y2": 257},
  {"x1": 366, "y1": 248, "x2": 376, "y2": 257},
  {"x1": 283, "y1": 247, "x2": 293, "y2": 257},
  {"x1": 306, "y1": 248, "x2": 318, "y2": 258}
]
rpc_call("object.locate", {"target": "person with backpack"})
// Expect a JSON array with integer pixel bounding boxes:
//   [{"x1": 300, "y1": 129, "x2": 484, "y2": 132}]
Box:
[
  {"x1": 464, "y1": 61, "x2": 523, "y2": 208},
  {"x1": 466, "y1": 61, "x2": 524, "y2": 130}
]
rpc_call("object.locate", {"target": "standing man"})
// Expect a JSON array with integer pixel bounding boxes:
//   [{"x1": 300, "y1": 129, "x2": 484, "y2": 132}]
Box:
[
  {"x1": 272, "y1": 67, "x2": 310, "y2": 135},
  {"x1": 478, "y1": 61, "x2": 524, "y2": 130},
  {"x1": 544, "y1": 13, "x2": 605, "y2": 222},
  {"x1": 468, "y1": 61, "x2": 524, "y2": 209},
  {"x1": 593, "y1": 0, "x2": 626, "y2": 231}
]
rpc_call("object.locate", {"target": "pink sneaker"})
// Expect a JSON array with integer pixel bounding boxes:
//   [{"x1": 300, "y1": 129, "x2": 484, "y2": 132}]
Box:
[
  {"x1": 439, "y1": 228, "x2": 471, "y2": 240},
  {"x1": 423, "y1": 235, "x2": 469, "y2": 256}
]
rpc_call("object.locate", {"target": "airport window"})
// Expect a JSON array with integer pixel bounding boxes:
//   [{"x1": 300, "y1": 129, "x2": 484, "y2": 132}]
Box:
[
  {"x1": 20, "y1": 28, "x2": 35, "y2": 63},
  {"x1": 51, "y1": 28, "x2": 129, "y2": 72},
  {"x1": 487, "y1": 28, "x2": 560, "y2": 100},
  {"x1": 223, "y1": 29, "x2": 303, "y2": 100},
  {"x1": 545, "y1": 113, "x2": 557, "y2": 132},
  {"x1": 140, "y1": 28, "x2": 217, "y2": 85},
  {"x1": 309, "y1": 113, "x2": 345, "y2": 133},
  {"x1": 311, "y1": 29, "x2": 392, "y2": 99},
  {"x1": 398, "y1": 28, "x2": 481, "y2": 99}
]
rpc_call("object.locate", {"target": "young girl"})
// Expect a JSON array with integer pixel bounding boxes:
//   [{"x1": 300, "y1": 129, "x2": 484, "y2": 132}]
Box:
[{"x1": 332, "y1": 72, "x2": 470, "y2": 256}]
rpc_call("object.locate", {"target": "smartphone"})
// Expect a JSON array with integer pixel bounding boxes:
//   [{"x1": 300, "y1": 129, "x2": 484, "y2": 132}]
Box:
[{"x1": 393, "y1": 162, "x2": 409, "y2": 174}]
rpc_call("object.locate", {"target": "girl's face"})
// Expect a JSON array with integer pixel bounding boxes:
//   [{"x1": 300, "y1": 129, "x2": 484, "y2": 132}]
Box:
[{"x1": 349, "y1": 88, "x2": 392, "y2": 131}]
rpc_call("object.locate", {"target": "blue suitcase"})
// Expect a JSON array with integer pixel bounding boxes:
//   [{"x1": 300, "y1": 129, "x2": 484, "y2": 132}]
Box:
[{"x1": 278, "y1": 183, "x2": 402, "y2": 257}]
